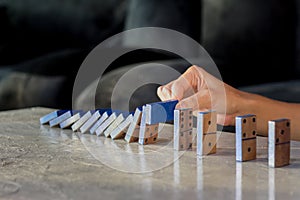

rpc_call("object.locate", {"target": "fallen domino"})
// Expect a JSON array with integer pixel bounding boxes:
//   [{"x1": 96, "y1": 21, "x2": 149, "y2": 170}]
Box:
[
  {"x1": 110, "y1": 114, "x2": 133, "y2": 140},
  {"x1": 49, "y1": 110, "x2": 74, "y2": 127},
  {"x1": 197, "y1": 111, "x2": 217, "y2": 156},
  {"x1": 104, "y1": 114, "x2": 125, "y2": 137},
  {"x1": 72, "y1": 111, "x2": 94, "y2": 132},
  {"x1": 268, "y1": 118, "x2": 291, "y2": 168},
  {"x1": 125, "y1": 108, "x2": 142, "y2": 143},
  {"x1": 95, "y1": 112, "x2": 117, "y2": 136},
  {"x1": 60, "y1": 111, "x2": 84, "y2": 129},
  {"x1": 89, "y1": 112, "x2": 109, "y2": 135},
  {"x1": 80, "y1": 110, "x2": 101, "y2": 133},
  {"x1": 40, "y1": 110, "x2": 70, "y2": 125},
  {"x1": 236, "y1": 114, "x2": 257, "y2": 162}
]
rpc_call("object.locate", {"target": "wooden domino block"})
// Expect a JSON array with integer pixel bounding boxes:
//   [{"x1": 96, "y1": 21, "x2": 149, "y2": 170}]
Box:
[
  {"x1": 139, "y1": 124, "x2": 159, "y2": 145},
  {"x1": 197, "y1": 111, "x2": 217, "y2": 156},
  {"x1": 125, "y1": 108, "x2": 142, "y2": 143},
  {"x1": 268, "y1": 118, "x2": 291, "y2": 168},
  {"x1": 175, "y1": 130, "x2": 193, "y2": 151},
  {"x1": 174, "y1": 108, "x2": 193, "y2": 151},
  {"x1": 236, "y1": 114, "x2": 257, "y2": 162}
]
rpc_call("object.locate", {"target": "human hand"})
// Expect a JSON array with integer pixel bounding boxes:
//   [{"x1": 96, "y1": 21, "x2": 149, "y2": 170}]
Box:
[{"x1": 157, "y1": 65, "x2": 249, "y2": 126}]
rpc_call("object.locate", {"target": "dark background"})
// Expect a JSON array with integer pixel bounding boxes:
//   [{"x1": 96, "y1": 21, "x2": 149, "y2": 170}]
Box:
[{"x1": 0, "y1": 0, "x2": 300, "y2": 111}]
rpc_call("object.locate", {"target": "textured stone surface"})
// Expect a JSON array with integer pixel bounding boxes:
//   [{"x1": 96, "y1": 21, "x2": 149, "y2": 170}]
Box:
[{"x1": 0, "y1": 107, "x2": 300, "y2": 199}]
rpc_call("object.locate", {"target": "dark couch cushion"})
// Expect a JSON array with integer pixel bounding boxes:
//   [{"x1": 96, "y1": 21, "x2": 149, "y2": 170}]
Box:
[
  {"x1": 202, "y1": 0, "x2": 297, "y2": 87},
  {"x1": 0, "y1": 0, "x2": 127, "y2": 65}
]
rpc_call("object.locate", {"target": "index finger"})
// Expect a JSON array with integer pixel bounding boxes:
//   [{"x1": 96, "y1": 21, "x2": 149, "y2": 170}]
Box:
[{"x1": 157, "y1": 65, "x2": 201, "y2": 101}]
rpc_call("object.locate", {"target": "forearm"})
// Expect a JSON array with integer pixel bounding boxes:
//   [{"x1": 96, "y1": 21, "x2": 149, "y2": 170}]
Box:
[{"x1": 241, "y1": 92, "x2": 300, "y2": 141}]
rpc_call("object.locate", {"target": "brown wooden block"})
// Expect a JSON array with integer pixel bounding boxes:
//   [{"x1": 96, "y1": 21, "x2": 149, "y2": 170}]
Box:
[
  {"x1": 187, "y1": 129, "x2": 194, "y2": 150},
  {"x1": 269, "y1": 119, "x2": 291, "y2": 168},
  {"x1": 200, "y1": 111, "x2": 217, "y2": 134},
  {"x1": 240, "y1": 138, "x2": 256, "y2": 161},
  {"x1": 236, "y1": 114, "x2": 257, "y2": 162},
  {"x1": 174, "y1": 108, "x2": 193, "y2": 133},
  {"x1": 197, "y1": 111, "x2": 217, "y2": 155},
  {"x1": 273, "y1": 143, "x2": 290, "y2": 167},
  {"x1": 139, "y1": 124, "x2": 159, "y2": 145},
  {"x1": 202, "y1": 133, "x2": 217, "y2": 155},
  {"x1": 174, "y1": 130, "x2": 193, "y2": 151},
  {"x1": 140, "y1": 133, "x2": 159, "y2": 145},
  {"x1": 273, "y1": 119, "x2": 291, "y2": 144},
  {"x1": 144, "y1": 124, "x2": 159, "y2": 138},
  {"x1": 237, "y1": 115, "x2": 257, "y2": 139}
]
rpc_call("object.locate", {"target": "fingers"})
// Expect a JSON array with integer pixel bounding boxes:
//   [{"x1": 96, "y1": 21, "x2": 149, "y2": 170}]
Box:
[
  {"x1": 157, "y1": 65, "x2": 201, "y2": 101},
  {"x1": 157, "y1": 80, "x2": 178, "y2": 101},
  {"x1": 176, "y1": 89, "x2": 211, "y2": 111}
]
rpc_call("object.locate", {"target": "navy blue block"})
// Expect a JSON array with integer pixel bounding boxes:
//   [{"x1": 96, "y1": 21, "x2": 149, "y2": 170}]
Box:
[
  {"x1": 97, "y1": 108, "x2": 112, "y2": 115},
  {"x1": 145, "y1": 100, "x2": 179, "y2": 125}
]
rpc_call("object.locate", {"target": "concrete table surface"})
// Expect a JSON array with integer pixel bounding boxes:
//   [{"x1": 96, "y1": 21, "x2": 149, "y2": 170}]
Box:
[{"x1": 0, "y1": 107, "x2": 300, "y2": 200}]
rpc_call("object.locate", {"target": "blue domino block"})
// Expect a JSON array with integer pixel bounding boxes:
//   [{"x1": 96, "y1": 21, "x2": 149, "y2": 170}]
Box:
[
  {"x1": 145, "y1": 100, "x2": 179, "y2": 125},
  {"x1": 95, "y1": 108, "x2": 134, "y2": 117},
  {"x1": 97, "y1": 108, "x2": 112, "y2": 116}
]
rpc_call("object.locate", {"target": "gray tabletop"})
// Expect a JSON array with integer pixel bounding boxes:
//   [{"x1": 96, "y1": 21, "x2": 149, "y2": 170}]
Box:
[{"x1": 1, "y1": 107, "x2": 300, "y2": 200}]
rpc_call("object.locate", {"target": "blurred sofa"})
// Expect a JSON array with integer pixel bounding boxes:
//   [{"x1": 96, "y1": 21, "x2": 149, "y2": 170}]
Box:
[{"x1": 0, "y1": 0, "x2": 300, "y2": 111}]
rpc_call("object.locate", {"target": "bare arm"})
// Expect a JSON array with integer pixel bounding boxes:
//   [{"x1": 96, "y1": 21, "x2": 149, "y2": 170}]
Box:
[{"x1": 157, "y1": 65, "x2": 300, "y2": 141}]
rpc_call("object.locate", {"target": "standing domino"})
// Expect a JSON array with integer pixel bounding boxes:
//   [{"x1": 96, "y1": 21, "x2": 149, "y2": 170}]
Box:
[
  {"x1": 197, "y1": 111, "x2": 217, "y2": 155},
  {"x1": 174, "y1": 108, "x2": 193, "y2": 151},
  {"x1": 268, "y1": 118, "x2": 291, "y2": 168},
  {"x1": 236, "y1": 114, "x2": 257, "y2": 162}
]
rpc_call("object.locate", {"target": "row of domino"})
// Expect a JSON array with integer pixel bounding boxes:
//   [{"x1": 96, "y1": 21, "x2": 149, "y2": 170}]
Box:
[
  {"x1": 39, "y1": 100, "x2": 178, "y2": 145},
  {"x1": 175, "y1": 109, "x2": 291, "y2": 168},
  {"x1": 40, "y1": 101, "x2": 290, "y2": 168}
]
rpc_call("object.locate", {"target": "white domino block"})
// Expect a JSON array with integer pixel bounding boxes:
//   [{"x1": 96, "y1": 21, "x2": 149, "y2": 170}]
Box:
[
  {"x1": 89, "y1": 112, "x2": 109, "y2": 134},
  {"x1": 79, "y1": 111, "x2": 101, "y2": 133},
  {"x1": 71, "y1": 111, "x2": 92, "y2": 132},
  {"x1": 125, "y1": 108, "x2": 142, "y2": 143},
  {"x1": 104, "y1": 114, "x2": 125, "y2": 137},
  {"x1": 49, "y1": 111, "x2": 72, "y2": 127},
  {"x1": 59, "y1": 112, "x2": 82, "y2": 129},
  {"x1": 110, "y1": 114, "x2": 133, "y2": 140},
  {"x1": 95, "y1": 113, "x2": 117, "y2": 136}
]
